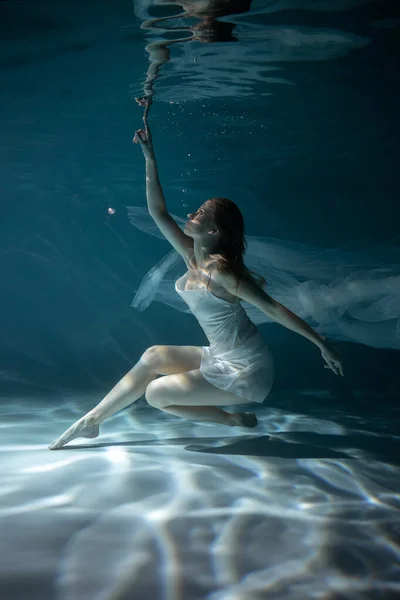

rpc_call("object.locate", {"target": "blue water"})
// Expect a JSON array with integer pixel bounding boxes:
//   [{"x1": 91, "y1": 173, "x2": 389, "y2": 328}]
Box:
[{"x1": 1, "y1": 1, "x2": 399, "y2": 598}]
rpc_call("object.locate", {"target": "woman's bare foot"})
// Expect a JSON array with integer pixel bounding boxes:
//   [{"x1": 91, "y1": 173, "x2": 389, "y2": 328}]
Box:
[
  {"x1": 49, "y1": 414, "x2": 99, "y2": 450},
  {"x1": 232, "y1": 412, "x2": 258, "y2": 428}
]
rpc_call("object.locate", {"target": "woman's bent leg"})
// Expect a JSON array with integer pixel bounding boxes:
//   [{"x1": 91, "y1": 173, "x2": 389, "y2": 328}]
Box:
[
  {"x1": 88, "y1": 359, "x2": 156, "y2": 424},
  {"x1": 145, "y1": 369, "x2": 258, "y2": 428},
  {"x1": 49, "y1": 345, "x2": 202, "y2": 449}
]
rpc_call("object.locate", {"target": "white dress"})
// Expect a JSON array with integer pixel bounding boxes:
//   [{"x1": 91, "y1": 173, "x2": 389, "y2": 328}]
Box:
[{"x1": 175, "y1": 272, "x2": 274, "y2": 404}]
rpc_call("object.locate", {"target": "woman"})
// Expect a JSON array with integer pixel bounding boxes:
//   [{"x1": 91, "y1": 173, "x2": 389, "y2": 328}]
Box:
[{"x1": 49, "y1": 101, "x2": 343, "y2": 450}]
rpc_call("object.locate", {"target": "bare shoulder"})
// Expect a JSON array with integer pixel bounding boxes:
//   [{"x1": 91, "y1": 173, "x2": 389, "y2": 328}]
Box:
[
  {"x1": 211, "y1": 268, "x2": 240, "y2": 295},
  {"x1": 215, "y1": 268, "x2": 276, "y2": 312}
]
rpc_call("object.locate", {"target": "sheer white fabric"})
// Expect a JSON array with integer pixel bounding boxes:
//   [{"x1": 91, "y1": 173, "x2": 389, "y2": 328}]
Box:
[{"x1": 127, "y1": 206, "x2": 400, "y2": 349}]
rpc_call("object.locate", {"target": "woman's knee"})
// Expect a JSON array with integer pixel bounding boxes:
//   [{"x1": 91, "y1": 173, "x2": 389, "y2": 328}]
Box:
[
  {"x1": 144, "y1": 378, "x2": 165, "y2": 408},
  {"x1": 140, "y1": 344, "x2": 202, "y2": 376},
  {"x1": 140, "y1": 345, "x2": 164, "y2": 372}
]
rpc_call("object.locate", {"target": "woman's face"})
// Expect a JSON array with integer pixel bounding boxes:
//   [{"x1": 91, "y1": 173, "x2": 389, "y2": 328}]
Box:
[{"x1": 185, "y1": 203, "x2": 217, "y2": 237}]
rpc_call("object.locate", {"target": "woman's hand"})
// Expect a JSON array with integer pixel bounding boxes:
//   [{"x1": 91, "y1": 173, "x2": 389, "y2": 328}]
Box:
[
  {"x1": 133, "y1": 96, "x2": 154, "y2": 160},
  {"x1": 133, "y1": 128, "x2": 154, "y2": 159},
  {"x1": 321, "y1": 342, "x2": 344, "y2": 376}
]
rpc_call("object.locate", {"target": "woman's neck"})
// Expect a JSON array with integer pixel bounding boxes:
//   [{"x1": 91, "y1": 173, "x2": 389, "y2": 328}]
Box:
[{"x1": 193, "y1": 239, "x2": 216, "y2": 268}]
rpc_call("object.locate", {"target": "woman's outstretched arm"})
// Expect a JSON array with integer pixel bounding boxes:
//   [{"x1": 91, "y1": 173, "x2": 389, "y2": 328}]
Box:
[
  {"x1": 133, "y1": 100, "x2": 193, "y2": 261},
  {"x1": 214, "y1": 269, "x2": 344, "y2": 376}
]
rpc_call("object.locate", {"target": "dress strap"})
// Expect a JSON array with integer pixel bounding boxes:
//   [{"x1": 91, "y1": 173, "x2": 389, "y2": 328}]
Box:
[{"x1": 206, "y1": 264, "x2": 213, "y2": 291}]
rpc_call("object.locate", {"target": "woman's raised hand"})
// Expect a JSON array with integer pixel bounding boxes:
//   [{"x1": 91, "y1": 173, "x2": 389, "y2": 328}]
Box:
[{"x1": 133, "y1": 96, "x2": 154, "y2": 159}]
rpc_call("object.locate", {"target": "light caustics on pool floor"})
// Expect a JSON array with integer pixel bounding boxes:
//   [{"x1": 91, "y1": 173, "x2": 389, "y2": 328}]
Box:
[{"x1": 1, "y1": 394, "x2": 399, "y2": 600}]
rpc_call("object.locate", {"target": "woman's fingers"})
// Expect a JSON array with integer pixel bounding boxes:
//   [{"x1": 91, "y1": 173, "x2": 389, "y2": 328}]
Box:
[
  {"x1": 133, "y1": 95, "x2": 152, "y2": 139},
  {"x1": 133, "y1": 129, "x2": 147, "y2": 144},
  {"x1": 324, "y1": 362, "x2": 338, "y2": 374},
  {"x1": 324, "y1": 360, "x2": 344, "y2": 376}
]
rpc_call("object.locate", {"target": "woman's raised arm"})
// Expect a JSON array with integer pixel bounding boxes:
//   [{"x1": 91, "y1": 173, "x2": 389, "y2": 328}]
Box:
[{"x1": 133, "y1": 99, "x2": 193, "y2": 263}]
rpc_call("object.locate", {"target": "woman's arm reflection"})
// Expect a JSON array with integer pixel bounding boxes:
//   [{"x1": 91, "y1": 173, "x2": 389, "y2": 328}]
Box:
[{"x1": 138, "y1": 0, "x2": 252, "y2": 105}]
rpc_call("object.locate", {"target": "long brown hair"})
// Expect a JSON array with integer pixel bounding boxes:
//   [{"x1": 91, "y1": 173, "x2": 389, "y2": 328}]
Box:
[{"x1": 207, "y1": 197, "x2": 266, "y2": 289}]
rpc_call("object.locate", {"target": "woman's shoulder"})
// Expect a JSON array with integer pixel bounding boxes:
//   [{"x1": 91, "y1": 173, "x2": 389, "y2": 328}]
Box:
[{"x1": 211, "y1": 266, "x2": 241, "y2": 296}]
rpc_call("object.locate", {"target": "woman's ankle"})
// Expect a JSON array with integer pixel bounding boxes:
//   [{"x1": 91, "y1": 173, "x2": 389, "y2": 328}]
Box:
[{"x1": 86, "y1": 411, "x2": 101, "y2": 426}]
